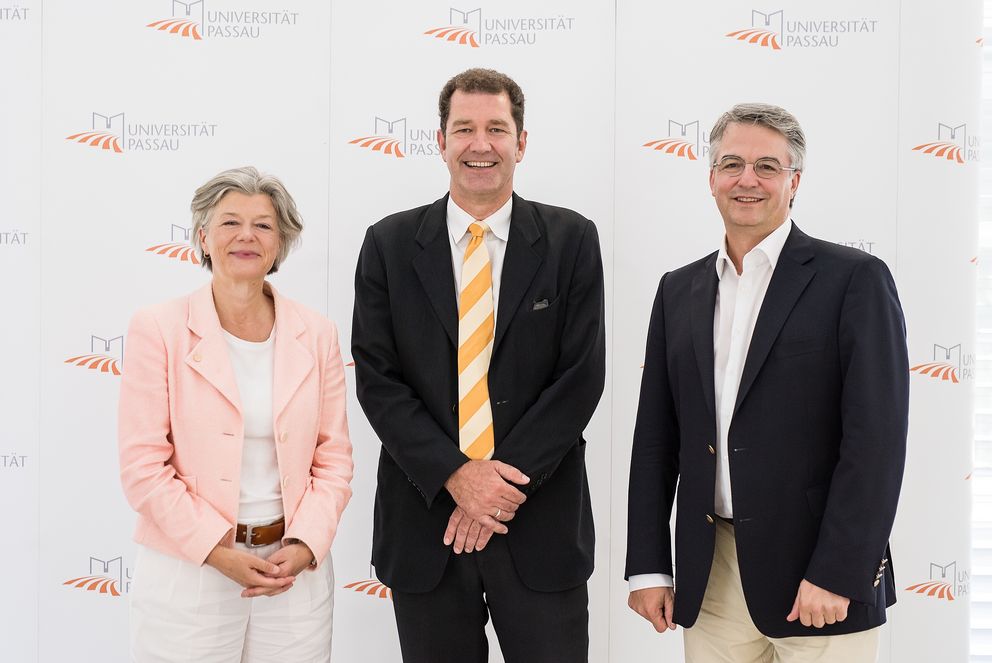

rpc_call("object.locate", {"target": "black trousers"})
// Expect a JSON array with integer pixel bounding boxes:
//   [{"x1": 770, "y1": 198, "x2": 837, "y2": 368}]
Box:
[{"x1": 391, "y1": 535, "x2": 589, "y2": 663}]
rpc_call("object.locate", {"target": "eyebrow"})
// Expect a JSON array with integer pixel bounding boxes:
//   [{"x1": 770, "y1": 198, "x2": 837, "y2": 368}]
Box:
[{"x1": 450, "y1": 118, "x2": 511, "y2": 128}]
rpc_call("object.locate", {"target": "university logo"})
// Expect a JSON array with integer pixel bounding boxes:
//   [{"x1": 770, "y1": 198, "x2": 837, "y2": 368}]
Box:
[
  {"x1": 349, "y1": 118, "x2": 408, "y2": 158},
  {"x1": 910, "y1": 343, "x2": 974, "y2": 383},
  {"x1": 0, "y1": 5, "x2": 31, "y2": 21},
  {"x1": 64, "y1": 335, "x2": 124, "y2": 376},
  {"x1": 0, "y1": 229, "x2": 29, "y2": 247},
  {"x1": 147, "y1": 0, "x2": 203, "y2": 40},
  {"x1": 63, "y1": 555, "x2": 131, "y2": 598},
  {"x1": 726, "y1": 9, "x2": 878, "y2": 49},
  {"x1": 424, "y1": 6, "x2": 574, "y2": 48},
  {"x1": 726, "y1": 10, "x2": 782, "y2": 50},
  {"x1": 912, "y1": 123, "x2": 979, "y2": 164},
  {"x1": 905, "y1": 561, "x2": 969, "y2": 601},
  {"x1": 65, "y1": 112, "x2": 124, "y2": 154},
  {"x1": 146, "y1": 225, "x2": 200, "y2": 264},
  {"x1": 425, "y1": 8, "x2": 481, "y2": 47},
  {"x1": 344, "y1": 578, "x2": 392, "y2": 600},
  {"x1": 643, "y1": 120, "x2": 707, "y2": 161}
]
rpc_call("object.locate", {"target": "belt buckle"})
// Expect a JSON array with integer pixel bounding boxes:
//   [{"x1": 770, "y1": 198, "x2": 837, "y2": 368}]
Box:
[{"x1": 243, "y1": 522, "x2": 265, "y2": 548}]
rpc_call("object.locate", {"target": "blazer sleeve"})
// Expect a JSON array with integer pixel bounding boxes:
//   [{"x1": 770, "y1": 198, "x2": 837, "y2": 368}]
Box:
[
  {"x1": 352, "y1": 225, "x2": 468, "y2": 507},
  {"x1": 491, "y1": 218, "x2": 606, "y2": 491},
  {"x1": 117, "y1": 308, "x2": 232, "y2": 565},
  {"x1": 624, "y1": 273, "x2": 681, "y2": 578},
  {"x1": 803, "y1": 257, "x2": 909, "y2": 605},
  {"x1": 284, "y1": 321, "x2": 355, "y2": 567}
]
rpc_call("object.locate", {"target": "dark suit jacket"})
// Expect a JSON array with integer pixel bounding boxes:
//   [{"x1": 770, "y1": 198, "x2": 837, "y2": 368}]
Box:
[
  {"x1": 353, "y1": 193, "x2": 605, "y2": 594},
  {"x1": 625, "y1": 223, "x2": 909, "y2": 638}
]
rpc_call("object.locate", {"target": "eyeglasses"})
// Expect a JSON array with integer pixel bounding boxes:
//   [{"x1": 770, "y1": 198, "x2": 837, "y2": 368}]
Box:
[{"x1": 712, "y1": 156, "x2": 799, "y2": 179}]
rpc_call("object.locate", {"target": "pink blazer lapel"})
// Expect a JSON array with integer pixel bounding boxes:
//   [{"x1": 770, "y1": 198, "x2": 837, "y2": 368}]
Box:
[
  {"x1": 270, "y1": 284, "x2": 315, "y2": 425},
  {"x1": 185, "y1": 284, "x2": 242, "y2": 414}
]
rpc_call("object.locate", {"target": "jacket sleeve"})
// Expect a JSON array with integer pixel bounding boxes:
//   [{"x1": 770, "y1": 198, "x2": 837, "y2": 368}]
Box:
[
  {"x1": 803, "y1": 257, "x2": 909, "y2": 605},
  {"x1": 352, "y1": 225, "x2": 468, "y2": 507},
  {"x1": 625, "y1": 273, "x2": 681, "y2": 578},
  {"x1": 491, "y1": 218, "x2": 606, "y2": 491},
  {"x1": 117, "y1": 308, "x2": 232, "y2": 564},
  {"x1": 284, "y1": 321, "x2": 355, "y2": 567}
]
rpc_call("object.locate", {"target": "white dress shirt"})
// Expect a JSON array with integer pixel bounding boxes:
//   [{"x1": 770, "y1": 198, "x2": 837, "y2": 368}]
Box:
[
  {"x1": 447, "y1": 196, "x2": 512, "y2": 321},
  {"x1": 629, "y1": 219, "x2": 793, "y2": 593}
]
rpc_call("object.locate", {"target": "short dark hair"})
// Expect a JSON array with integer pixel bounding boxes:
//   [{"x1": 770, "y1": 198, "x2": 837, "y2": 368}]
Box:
[{"x1": 438, "y1": 68, "x2": 525, "y2": 136}]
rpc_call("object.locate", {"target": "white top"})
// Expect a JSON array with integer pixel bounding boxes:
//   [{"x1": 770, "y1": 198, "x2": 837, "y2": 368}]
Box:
[
  {"x1": 629, "y1": 219, "x2": 793, "y2": 593},
  {"x1": 447, "y1": 196, "x2": 512, "y2": 324},
  {"x1": 223, "y1": 327, "x2": 284, "y2": 524}
]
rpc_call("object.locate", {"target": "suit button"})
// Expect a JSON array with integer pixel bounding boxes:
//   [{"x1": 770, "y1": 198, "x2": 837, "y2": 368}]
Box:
[
  {"x1": 873, "y1": 579, "x2": 881, "y2": 587},
  {"x1": 282, "y1": 475, "x2": 290, "y2": 488},
  {"x1": 279, "y1": 432, "x2": 288, "y2": 444},
  {"x1": 708, "y1": 444, "x2": 716, "y2": 455},
  {"x1": 193, "y1": 354, "x2": 202, "y2": 362},
  {"x1": 705, "y1": 514, "x2": 714, "y2": 524},
  {"x1": 452, "y1": 403, "x2": 458, "y2": 414}
]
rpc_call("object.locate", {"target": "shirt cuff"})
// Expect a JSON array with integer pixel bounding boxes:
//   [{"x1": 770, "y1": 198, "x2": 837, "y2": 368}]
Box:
[{"x1": 629, "y1": 573, "x2": 674, "y2": 591}]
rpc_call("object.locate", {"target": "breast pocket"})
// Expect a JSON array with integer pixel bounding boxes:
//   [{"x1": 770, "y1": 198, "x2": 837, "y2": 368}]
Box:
[{"x1": 772, "y1": 336, "x2": 826, "y2": 358}]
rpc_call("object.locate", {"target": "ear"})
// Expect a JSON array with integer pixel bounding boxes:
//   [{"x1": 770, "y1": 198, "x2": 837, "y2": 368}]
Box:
[
  {"x1": 437, "y1": 129, "x2": 447, "y2": 162},
  {"x1": 790, "y1": 170, "x2": 802, "y2": 198},
  {"x1": 709, "y1": 167, "x2": 716, "y2": 197},
  {"x1": 515, "y1": 129, "x2": 528, "y2": 163}
]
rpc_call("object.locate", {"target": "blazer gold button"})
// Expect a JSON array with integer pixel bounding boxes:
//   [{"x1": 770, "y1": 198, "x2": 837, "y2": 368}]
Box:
[
  {"x1": 193, "y1": 354, "x2": 201, "y2": 362},
  {"x1": 708, "y1": 445, "x2": 716, "y2": 455},
  {"x1": 282, "y1": 476, "x2": 290, "y2": 488},
  {"x1": 280, "y1": 432, "x2": 288, "y2": 443},
  {"x1": 873, "y1": 579, "x2": 881, "y2": 587},
  {"x1": 705, "y1": 514, "x2": 714, "y2": 524}
]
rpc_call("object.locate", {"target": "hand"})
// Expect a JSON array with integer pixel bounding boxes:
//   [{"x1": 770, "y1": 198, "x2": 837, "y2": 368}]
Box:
[
  {"x1": 444, "y1": 460, "x2": 529, "y2": 533},
  {"x1": 628, "y1": 587, "x2": 676, "y2": 633},
  {"x1": 239, "y1": 543, "x2": 316, "y2": 598},
  {"x1": 205, "y1": 545, "x2": 295, "y2": 598},
  {"x1": 443, "y1": 506, "x2": 501, "y2": 553},
  {"x1": 786, "y1": 579, "x2": 849, "y2": 628}
]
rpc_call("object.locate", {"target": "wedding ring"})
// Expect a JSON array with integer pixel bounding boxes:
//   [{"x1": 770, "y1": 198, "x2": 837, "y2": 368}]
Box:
[{"x1": 495, "y1": 508, "x2": 502, "y2": 519}]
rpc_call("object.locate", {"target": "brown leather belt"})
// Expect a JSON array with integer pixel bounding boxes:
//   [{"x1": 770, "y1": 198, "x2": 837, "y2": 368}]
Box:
[{"x1": 235, "y1": 518, "x2": 285, "y2": 548}]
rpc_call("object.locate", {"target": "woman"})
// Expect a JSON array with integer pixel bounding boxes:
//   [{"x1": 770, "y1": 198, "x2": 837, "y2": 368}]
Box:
[{"x1": 118, "y1": 166, "x2": 353, "y2": 662}]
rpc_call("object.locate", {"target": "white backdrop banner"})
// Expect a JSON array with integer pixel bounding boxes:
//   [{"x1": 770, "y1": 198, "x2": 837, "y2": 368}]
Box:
[{"x1": 1, "y1": 0, "x2": 979, "y2": 661}]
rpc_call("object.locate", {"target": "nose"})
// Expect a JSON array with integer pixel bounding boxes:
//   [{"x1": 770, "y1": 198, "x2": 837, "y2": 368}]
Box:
[
  {"x1": 737, "y1": 162, "x2": 761, "y2": 186},
  {"x1": 469, "y1": 130, "x2": 492, "y2": 152},
  {"x1": 235, "y1": 222, "x2": 254, "y2": 240}
]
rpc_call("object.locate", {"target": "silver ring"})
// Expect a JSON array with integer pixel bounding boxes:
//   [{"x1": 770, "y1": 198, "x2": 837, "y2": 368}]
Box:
[{"x1": 495, "y1": 508, "x2": 502, "y2": 519}]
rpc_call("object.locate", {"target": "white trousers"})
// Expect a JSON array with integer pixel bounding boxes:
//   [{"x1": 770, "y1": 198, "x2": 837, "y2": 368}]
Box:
[
  {"x1": 684, "y1": 520, "x2": 878, "y2": 663},
  {"x1": 129, "y1": 542, "x2": 334, "y2": 663}
]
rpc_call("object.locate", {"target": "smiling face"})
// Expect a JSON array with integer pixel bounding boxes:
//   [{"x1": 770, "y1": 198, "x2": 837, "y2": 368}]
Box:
[
  {"x1": 709, "y1": 122, "x2": 801, "y2": 240},
  {"x1": 437, "y1": 90, "x2": 527, "y2": 215},
  {"x1": 199, "y1": 191, "x2": 281, "y2": 284}
]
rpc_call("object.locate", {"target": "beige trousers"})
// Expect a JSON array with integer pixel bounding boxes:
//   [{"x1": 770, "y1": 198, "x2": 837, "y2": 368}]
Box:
[{"x1": 683, "y1": 520, "x2": 879, "y2": 663}]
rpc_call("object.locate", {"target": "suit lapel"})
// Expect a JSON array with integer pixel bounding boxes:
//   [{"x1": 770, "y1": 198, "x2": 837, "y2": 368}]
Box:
[
  {"x1": 412, "y1": 196, "x2": 458, "y2": 348},
  {"x1": 494, "y1": 194, "x2": 542, "y2": 353},
  {"x1": 734, "y1": 225, "x2": 816, "y2": 416},
  {"x1": 270, "y1": 285, "x2": 315, "y2": 425},
  {"x1": 691, "y1": 253, "x2": 719, "y2": 420},
  {"x1": 185, "y1": 284, "x2": 242, "y2": 414}
]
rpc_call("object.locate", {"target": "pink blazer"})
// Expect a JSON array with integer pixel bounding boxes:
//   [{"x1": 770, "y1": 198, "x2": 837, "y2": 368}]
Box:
[{"x1": 118, "y1": 283, "x2": 353, "y2": 567}]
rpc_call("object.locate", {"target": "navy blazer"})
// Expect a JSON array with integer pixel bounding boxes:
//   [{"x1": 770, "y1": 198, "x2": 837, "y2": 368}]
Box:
[
  {"x1": 353, "y1": 193, "x2": 606, "y2": 594},
  {"x1": 625, "y1": 223, "x2": 909, "y2": 637}
]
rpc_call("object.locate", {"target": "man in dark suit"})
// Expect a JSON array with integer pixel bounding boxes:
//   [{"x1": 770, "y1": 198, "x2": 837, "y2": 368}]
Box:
[
  {"x1": 353, "y1": 68, "x2": 605, "y2": 663},
  {"x1": 626, "y1": 103, "x2": 908, "y2": 661}
]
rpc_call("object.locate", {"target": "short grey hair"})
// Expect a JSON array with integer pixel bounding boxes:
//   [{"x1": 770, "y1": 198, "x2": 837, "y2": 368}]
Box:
[
  {"x1": 190, "y1": 166, "x2": 303, "y2": 274},
  {"x1": 709, "y1": 103, "x2": 806, "y2": 172}
]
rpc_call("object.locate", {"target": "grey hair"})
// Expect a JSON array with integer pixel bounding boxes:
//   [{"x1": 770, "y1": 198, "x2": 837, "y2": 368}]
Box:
[
  {"x1": 190, "y1": 166, "x2": 303, "y2": 274},
  {"x1": 709, "y1": 103, "x2": 806, "y2": 172}
]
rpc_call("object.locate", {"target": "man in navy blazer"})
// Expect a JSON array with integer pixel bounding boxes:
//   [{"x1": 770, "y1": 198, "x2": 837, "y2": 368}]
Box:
[
  {"x1": 353, "y1": 69, "x2": 605, "y2": 663},
  {"x1": 626, "y1": 103, "x2": 909, "y2": 661}
]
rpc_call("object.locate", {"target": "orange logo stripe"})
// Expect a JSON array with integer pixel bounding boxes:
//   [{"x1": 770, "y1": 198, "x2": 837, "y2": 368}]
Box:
[
  {"x1": 65, "y1": 131, "x2": 122, "y2": 153},
  {"x1": 64, "y1": 354, "x2": 122, "y2": 376},
  {"x1": 643, "y1": 139, "x2": 697, "y2": 160},
  {"x1": 912, "y1": 141, "x2": 964, "y2": 164},
  {"x1": 147, "y1": 19, "x2": 202, "y2": 40},
  {"x1": 905, "y1": 581, "x2": 954, "y2": 600},
  {"x1": 344, "y1": 579, "x2": 392, "y2": 599},
  {"x1": 63, "y1": 575, "x2": 121, "y2": 596},
  {"x1": 349, "y1": 136, "x2": 405, "y2": 158},
  {"x1": 424, "y1": 26, "x2": 480, "y2": 48},
  {"x1": 146, "y1": 243, "x2": 201, "y2": 264},
  {"x1": 909, "y1": 362, "x2": 959, "y2": 383},
  {"x1": 726, "y1": 29, "x2": 781, "y2": 49}
]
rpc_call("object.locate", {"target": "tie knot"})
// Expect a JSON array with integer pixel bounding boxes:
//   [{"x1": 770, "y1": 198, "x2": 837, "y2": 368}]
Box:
[{"x1": 469, "y1": 222, "x2": 489, "y2": 239}]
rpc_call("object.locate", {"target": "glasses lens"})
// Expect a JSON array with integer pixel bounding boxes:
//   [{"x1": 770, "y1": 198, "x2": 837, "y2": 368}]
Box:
[
  {"x1": 754, "y1": 158, "x2": 783, "y2": 178},
  {"x1": 718, "y1": 157, "x2": 744, "y2": 175}
]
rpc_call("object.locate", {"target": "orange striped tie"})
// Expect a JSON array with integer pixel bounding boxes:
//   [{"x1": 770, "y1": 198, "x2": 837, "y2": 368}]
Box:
[{"x1": 458, "y1": 222, "x2": 495, "y2": 459}]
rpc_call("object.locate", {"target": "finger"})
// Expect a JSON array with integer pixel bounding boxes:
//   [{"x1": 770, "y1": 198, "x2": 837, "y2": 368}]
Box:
[
  {"x1": 649, "y1": 609, "x2": 667, "y2": 633},
  {"x1": 464, "y1": 520, "x2": 482, "y2": 554},
  {"x1": 252, "y1": 559, "x2": 282, "y2": 576},
  {"x1": 475, "y1": 526, "x2": 495, "y2": 551},
  {"x1": 812, "y1": 612, "x2": 826, "y2": 629},
  {"x1": 837, "y1": 607, "x2": 848, "y2": 622},
  {"x1": 662, "y1": 590, "x2": 677, "y2": 631},
  {"x1": 800, "y1": 610, "x2": 812, "y2": 628},
  {"x1": 786, "y1": 594, "x2": 800, "y2": 622},
  {"x1": 443, "y1": 509, "x2": 464, "y2": 546},
  {"x1": 499, "y1": 486, "x2": 528, "y2": 505},
  {"x1": 242, "y1": 581, "x2": 294, "y2": 598},
  {"x1": 453, "y1": 514, "x2": 474, "y2": 553},
  {"x1": 246, "y1": 571, "x2": 295, "y2": 588},
  {"x1": 494, "y1": 462, "x2": 530, "y2": 487},
  {"x1": 824, "y1": 612, "x2": 836, "y2": 625},
  {"x1": 478, "y1": 515, "x2": 508, "y2": 535}
]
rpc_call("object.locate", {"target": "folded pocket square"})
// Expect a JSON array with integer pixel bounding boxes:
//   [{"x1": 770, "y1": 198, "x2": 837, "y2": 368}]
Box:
[{"x1": 532, "y1": 298, "x2": 550, "y2": 310}]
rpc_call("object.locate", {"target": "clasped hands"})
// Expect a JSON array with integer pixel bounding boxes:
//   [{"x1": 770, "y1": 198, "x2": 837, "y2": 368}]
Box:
[
  {"x1": 442, "y1": 460, "x2": 530, "y2": 554},
  {"x1": 206, "y1": 541, "x2": 315, "y2": 598},
  {"x1": 628, "y1": 579, "x2": 849, "y2": 633}
]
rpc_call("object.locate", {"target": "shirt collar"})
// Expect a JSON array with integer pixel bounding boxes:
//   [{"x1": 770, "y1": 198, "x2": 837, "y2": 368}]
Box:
[
  {"x1": 716, "y1": 219, "x2": 793, "y2": 280},
  {"x1": 447, "y1": 196, "x2": 512, "y2": 244}
]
